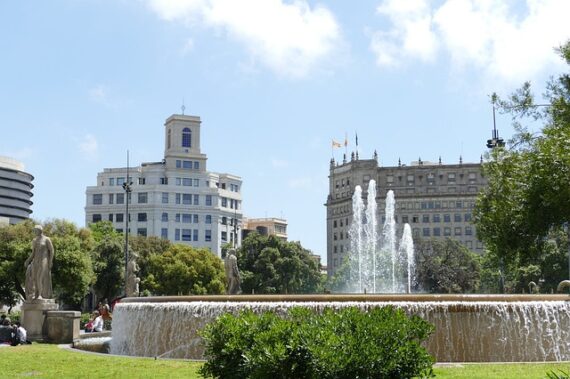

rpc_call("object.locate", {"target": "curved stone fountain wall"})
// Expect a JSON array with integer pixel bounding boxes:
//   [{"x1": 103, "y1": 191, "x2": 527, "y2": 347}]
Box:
[{"x1": 110, "y1": 294, "x2": 570, "y2": 362}]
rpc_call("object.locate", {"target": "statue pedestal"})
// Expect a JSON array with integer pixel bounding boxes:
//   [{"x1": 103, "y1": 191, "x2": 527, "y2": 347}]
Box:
[{"x1": 21, "y1": 299, "x2": 58, "y2": 341}]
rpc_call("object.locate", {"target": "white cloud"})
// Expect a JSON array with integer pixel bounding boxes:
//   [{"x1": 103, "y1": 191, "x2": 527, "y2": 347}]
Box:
[
  {"x1": 371, "y1": 0, "x2": 570, "y2": 82},
  {"x1": 78, "y1": 134, "x2": 98, "y2": 160},
  {"x1": 147, "y1": 0, "x2": 341, "y2": 78}
]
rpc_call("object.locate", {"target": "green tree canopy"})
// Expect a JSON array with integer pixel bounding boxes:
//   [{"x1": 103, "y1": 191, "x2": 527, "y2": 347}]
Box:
[
  {"x1": 145, "y1": 244, "x2": 225, "y2": 295},
  {"x1": 237, "y1": 232, "x2": 321, "y2": 294},
  {"x1": 474, "y1": 41, "x2": 570, "y2": 284},
  {"x1": 414, "y1": 238, "x2": 481, "y2": 293}
]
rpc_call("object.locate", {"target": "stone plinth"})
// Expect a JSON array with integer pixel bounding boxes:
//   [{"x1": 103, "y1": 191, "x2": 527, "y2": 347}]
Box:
[
  {"x1": 46, "y1": 310, "x2": 80, "y2": 343},
  {"x1": 21, "y1": 299, "x2": 58, "y2": 341}
]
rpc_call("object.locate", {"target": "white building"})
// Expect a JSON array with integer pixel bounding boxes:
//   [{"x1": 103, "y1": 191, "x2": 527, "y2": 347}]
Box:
[
  {"x1": 0, "y1": 156, "x2": 34, "y2": 224},
  {"x1": 85, "y1": 114, "x2": 242, "y2": 256}
]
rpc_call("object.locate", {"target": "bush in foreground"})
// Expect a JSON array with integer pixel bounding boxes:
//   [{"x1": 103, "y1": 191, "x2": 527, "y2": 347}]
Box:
[{"x1": 199, "y1": 306, "x2": 434, "y2": 379}]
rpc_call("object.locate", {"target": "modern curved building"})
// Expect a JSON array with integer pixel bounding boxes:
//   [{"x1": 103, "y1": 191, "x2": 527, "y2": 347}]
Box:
[{"x1": 0, "y1": 156, "x2": 34, "y2": 224}]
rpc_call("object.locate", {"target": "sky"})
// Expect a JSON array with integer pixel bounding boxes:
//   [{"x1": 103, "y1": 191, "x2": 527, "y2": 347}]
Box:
[{"x1": 1, "y1": 0, "x2": 569, "y2": 263}]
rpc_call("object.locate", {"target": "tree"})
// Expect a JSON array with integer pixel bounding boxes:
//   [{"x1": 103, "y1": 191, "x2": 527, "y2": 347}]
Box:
[
  {"x1": 474, "y1": 41, "x2": 570, "y2": 285},
  {"x1": 0, "y1": 219, "x2": 94, "y2": 309},
  {"x1": 92, "y1": 233, "x2": 124, "y2": 301},
  {"x1": 145, "y1": 244, "x2": 225, "y2": 295},
  {"x1": 237, "y1": 232, "x2": 321, "y2": 294},
  {"x1": 414, "y1": 238, "x2": 481, "y2": 293},
  {"x1": 128, "y1": 235, "x2": 171, "y2": 295}
]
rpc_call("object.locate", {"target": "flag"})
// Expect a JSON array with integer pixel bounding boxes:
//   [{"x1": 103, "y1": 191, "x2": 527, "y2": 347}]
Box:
[{"x1": 332, "y1": 139, "x2": 342, "y2": 148}]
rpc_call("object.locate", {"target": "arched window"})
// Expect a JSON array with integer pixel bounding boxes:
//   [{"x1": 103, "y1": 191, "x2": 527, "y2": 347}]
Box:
[
  {"x1": 167, "y1": 129, "x2": 171, "y2": 149},
  {"x1": 182, "y1": 127, "x2": 192, "y2": 148}
]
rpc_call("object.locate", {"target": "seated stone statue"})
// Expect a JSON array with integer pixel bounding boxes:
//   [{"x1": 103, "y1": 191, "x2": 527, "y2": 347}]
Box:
[{"x1": 225, "y1": 249, "x2": 241, "y2": 295}]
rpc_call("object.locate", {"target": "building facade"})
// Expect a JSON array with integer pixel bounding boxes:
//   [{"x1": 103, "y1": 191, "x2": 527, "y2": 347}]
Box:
[
  {"x1": 326, "y1": 153, "x2": 486, "y2": 277},
  {"x1": 0, "y1": 156, "x2": 34, "y2": 224},
  {"x1": 85, "y1": 114, "x2": 243, "y2": 257},
  {"x1": 243, "y1": 217, "x2": 288, "y2": 240}
]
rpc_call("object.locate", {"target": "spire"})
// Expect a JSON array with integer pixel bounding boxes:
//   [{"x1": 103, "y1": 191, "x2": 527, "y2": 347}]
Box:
[
  {"x1": 438, "y1": 156, "x2": 442, "y2": 165},
  {"x1": 459, "y1": 155, "x2": 463, "y2": 164},
  {"x1": 398, "y1": 158, "x2": 401, "y2": 167}
]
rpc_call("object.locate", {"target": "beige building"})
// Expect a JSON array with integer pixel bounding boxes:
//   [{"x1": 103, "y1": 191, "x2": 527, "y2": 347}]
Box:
[
  {"x1": 85, "y1": 114, "x2": 243, "y2": 257},
  {"x1": 326, "y1": 153, "x2": 486, "y2": 277},
  {"x1": 243, "y1": 217, "x2": 287, "y2": 240}
]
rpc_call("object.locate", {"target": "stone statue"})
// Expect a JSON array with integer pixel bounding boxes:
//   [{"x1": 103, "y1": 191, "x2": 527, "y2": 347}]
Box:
[
  {"x1": 24, "y1": 225, "x2": 54, "y2": 300},
  {"x1": 225, "y1": 249, "x2": 241, "y2": 295},
  {"x1": 126, "y1": 252, "x2": 140, "y2": 297}
]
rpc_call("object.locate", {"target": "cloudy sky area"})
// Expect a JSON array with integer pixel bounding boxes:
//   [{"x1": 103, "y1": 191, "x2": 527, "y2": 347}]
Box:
[{"x1": 1, "y1": 0, "x2": 569, "y2": 262}]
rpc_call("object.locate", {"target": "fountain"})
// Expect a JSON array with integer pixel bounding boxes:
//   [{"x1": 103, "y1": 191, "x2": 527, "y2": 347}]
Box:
[
  {"x1": 111, "y1": 294, "x2": 570, "y2": 362},
  {"x1": 348, "y1": 181, "x2": 414, "y2": 293},
  {"x1": 108, "y1": 181, "x2": 570, "y2": 363}
]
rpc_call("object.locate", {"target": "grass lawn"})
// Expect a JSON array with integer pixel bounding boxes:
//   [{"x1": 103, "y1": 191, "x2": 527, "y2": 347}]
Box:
[{"x1": 2, "y1": 343, "x2": 570, "y2": 378}]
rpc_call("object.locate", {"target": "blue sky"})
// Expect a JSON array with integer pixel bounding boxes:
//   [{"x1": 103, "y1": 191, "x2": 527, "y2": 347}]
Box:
[{"x1": 1, "y1": 0, "x2": 569, "y2": 263}]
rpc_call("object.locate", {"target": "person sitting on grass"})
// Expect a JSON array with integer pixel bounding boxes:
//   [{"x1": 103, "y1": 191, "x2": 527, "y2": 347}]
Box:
[
  {"x1": 0, "y1": 318, "x2": 12, "y2": 343},
  {"x1": 11, "y1": 322, "x2": 31, "y2": 346}
]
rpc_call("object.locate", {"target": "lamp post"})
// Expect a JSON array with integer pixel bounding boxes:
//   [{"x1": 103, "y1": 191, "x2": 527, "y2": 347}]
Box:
[{"x1": 122, "y1": 151, "x2": 133, "y2": 296}]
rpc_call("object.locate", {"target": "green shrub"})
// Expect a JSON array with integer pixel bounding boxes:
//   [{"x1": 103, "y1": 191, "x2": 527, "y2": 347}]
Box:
[{"x1": 199, "y1": 306, "x2": 435, "y2": 379}]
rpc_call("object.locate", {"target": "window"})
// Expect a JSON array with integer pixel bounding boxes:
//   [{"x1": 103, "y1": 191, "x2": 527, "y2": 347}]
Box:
[
  {"x1": 193, "y1": 214, "x2": 199, "y2": 223},
  {"x1": 193, "y1": 195, "x2": 199, "y2": 205},
  {"x1": 116, "y1": 213, "x2": 124, "y2": 222},
  {"x1": 175, "y1": 229, "x2": 180, "y2": 241},
  {"x1": 194, "y1": 161, "x2": 199, "y2": 170},
  {"x1": 433, "y1": 214, "x2": 441, "y2": 223},
  {"x1": 206, "y1": 195, "x2": 212, "y2": 206},
  {"x1": 433, "y1": 227, "x2": 441, "y2": 236},
  {"x1": 221, "y1": 231, "x2": 227, "y2": 241},
  {"x1": 182, "y1": 229, "x2": 191, "y2": 241},
  {"x1": 422, "y1": 228, "x2": 430, "y2": 237},
  {"x1": 182, "y1": 214, "x2": 191, "y2": 223},
  {"x1": 138, "y1": 193, "x2": 148, "y2": 204},
  {"x1": 176, "y1": 160, "x2": 181, "y2": 168},
  {"x1": 205, "y1": 215, "x2": 212, "y2": 224},
  {"x1": 117, "y1": 177, "x2": 125, "y2": 186},
  {"x1": 109, "y1": 194, "x2": 114, "y2": 204},
  {"x1": 444, "y1": 227, "x2": 451, "y2": 236},
  {"x1": 176, "y1": 193, "x2": 181, "y2": 204},
  {"x1": 175, "y1": 213, "x2": 181, "y2": 222},
  {"x1": 92, "y1": 214, "x2": 102, "y2": 222},
  {"x1": 205, "y1": 229, "x2": 212, "y2": 242},
  {"x1": 193, "y1": 229, "x2": 199, "y2": 241},
  {"x1": 168, "y1": 129, "x2": 171, "y2": 149},
  {"x1": 161, "y1": 228, "x2": 168, "y2": 239},
  {"x1": 194, "y1": 179, "x2": 199, "y2": 187},
  {"x1": 161, "y1": 213, "x2": 168, "y2": 222},
  {"x1": 176, "y1": 178, "x2": 182, "y2": 186},
  {"x1": 138, "y1": 177, "x2": 145, "y2": 185},
  {"x1": 182, "y1": 127, "x2": 192, "y2": 147},
  {"x1": 162, "y1": 192, "x2": 169, "y2": 203},
  {"x1": 183, "y1": 160, "x2": 192, "y2": 169},
  {"x1": 454, "y1": 214, "x2": 462, "y2": 222},
  {"x1": 183, "y1": 194, "x2": 191, "y2": 205},
  {"x1": 454, "y1": 227, "x2": 462, "y2": 235},
  {"x1": 93, "y1": 194, "x2": 103, "y2": 205},
  {"x1": 137, "y1": 228, "x2": 147, "y2": 237},
  {"x1": 160, "y1": 177, "x2": 168, "y2": 185},
  {"x1": 456, "y1": 201, "x2": 463, "y2": 208},
  {"x1": 448, "y1": 173, "x2": 456, "y2": 182},
  {"x1": 465, "y1": 226, "x2": 473, "y2": 235},
  {"x1": 422, "y1": 215, "x2": 430, "y2": 223},
  {"x1": 464, "y1": 213, "x2": 472, "y2": 222},
  {"x1": 137, "y1": 213, "x2": 147, "y2": 222},
  {"x1": 402, "y1": 216, "x2": 409, "y2": 223},
  {"x1": 109, "y1": 178, "x2": 115, "y2": 186},
  {"x1": 108, "y1": 214, "x2": 113, "y2": 222},
  {"x1": 222, "y1": 197, "x2": 228, "y2": 207},
  {"x1": 333, "y1": 220, "x2": 337, "y2": 228},
  {"x1": 444, "y1": 214, "x2": 451, "y2": 223}
]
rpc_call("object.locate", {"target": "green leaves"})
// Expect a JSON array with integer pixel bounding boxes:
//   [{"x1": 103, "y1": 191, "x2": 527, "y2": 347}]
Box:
[{"x1": 200, "y1": 306, "x2": 435, "y2": 379}]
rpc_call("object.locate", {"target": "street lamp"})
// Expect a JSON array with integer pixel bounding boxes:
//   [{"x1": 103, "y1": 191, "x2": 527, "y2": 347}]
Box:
[{"x1": 122, "y1": 151, "x2": 133, "y2": 296}]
